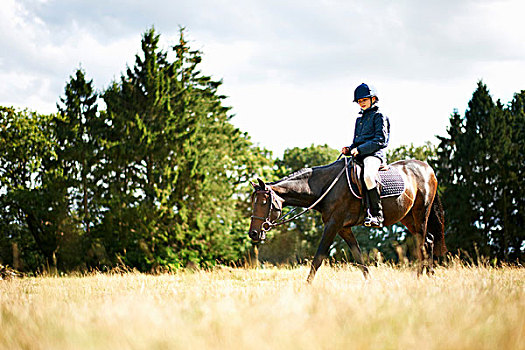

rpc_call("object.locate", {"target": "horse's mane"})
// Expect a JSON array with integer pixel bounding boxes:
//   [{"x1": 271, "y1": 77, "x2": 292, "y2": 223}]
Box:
[
  {"x1": 270, "y1": 160, "x2": 341, "y2": 185},
  {"x1": 276, "y1": 168, "x2": 313, "y2": 182}
]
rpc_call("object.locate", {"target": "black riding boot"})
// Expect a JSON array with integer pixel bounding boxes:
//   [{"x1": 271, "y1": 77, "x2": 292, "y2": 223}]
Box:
[{"x1": 364, "y1": 186, "x2": 384, "y2": 228}]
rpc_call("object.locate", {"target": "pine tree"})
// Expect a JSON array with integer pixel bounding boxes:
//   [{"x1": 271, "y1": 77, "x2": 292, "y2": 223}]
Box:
[
  {"x1": 434, "y1": 109, "x2": 478, "y2": 255},
  {"x1": 101, "y1": 28, "x2": 184, "y2": 268},
  {"x1": 505, "y1": 91, "x2": 525, "y2": 260},
  {"x1": 435, "y1": 82, "x2": 524, "y2": 261},
  {"x1": 101, "y1": 28, "x2": 272, "y2": 269},
  {"x1": 55, "y1": 68, "x2": 102, "y2": 238}
]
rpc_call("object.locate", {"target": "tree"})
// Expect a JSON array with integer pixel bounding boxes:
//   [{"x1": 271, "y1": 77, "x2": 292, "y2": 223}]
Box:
[
  {"x1": 52, "y1": 68, "x2": 106, "y2": 269},
  {"x1": 387, "y1": 141, "x2": 437, "y2": 163},
  {"x1": 434, "y1": 82, "x2": 524, "y2": 261},
  {"x1": 503, "y1": 90, "x2": 525, "y2": 260},
  {"x1": 55, "y1": 68, "x2": 102, "y2": 234},
  {"x1": 0, "y1": 107, "x2": 60, "y2": 270},
  {"x1": 100, "y1": 27, "x2": 273, "y2": 270}
]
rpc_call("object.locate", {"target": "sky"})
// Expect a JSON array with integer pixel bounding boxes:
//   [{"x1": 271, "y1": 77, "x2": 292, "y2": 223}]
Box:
[{"x1": 1, "y1": 0, "x2": 525, "y2": 157}]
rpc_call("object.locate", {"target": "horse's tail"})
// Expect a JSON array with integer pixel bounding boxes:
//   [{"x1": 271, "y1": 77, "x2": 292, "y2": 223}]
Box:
[{"x1": 428, "y1": 193, "x2": 447, "y2": 256}]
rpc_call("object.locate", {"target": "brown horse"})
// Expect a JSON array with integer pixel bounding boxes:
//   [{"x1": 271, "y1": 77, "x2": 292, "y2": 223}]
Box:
[{"x1": 248, "y1": 158, "x2": 446, "y2": 283}]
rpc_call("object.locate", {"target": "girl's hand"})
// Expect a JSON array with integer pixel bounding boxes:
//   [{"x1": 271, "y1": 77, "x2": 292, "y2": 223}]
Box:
[{"x1": 351, "y1": 148, "x2": 359, "y2": 156}]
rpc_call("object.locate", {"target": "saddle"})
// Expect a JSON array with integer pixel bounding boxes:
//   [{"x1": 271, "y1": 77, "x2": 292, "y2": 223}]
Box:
[{"x1": 347, "y1": 160, "x2": 405, "y2": 199}]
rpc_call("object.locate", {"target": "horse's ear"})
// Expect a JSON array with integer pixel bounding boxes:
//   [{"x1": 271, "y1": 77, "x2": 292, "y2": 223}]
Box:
[{"x1": 257, "y1": 178, "x2": 266, "y2": 189}]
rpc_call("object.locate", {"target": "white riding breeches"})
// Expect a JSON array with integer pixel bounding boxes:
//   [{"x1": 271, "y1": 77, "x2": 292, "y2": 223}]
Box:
[{"x1": 363, "y1": 156, "x2": 382, "y2": 190}]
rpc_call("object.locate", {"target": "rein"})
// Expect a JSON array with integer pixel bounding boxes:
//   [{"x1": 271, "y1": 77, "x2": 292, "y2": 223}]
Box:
[{"x1": 264, "y1": 154, "x2": 349, "y2": 231}]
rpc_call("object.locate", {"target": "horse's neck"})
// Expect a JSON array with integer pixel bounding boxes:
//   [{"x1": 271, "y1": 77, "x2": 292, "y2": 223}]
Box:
[
  {"x1": 269, "y1": 178, "x2": 315, "y2": 207},
  {"x1": 269, "y1": 164, "x2": 339, "y2": 208}
]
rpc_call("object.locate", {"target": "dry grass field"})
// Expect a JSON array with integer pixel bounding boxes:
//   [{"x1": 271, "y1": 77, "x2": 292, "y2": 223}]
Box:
[{"x1": 1, "y1": 262, "x2": 524, "y2": 350}]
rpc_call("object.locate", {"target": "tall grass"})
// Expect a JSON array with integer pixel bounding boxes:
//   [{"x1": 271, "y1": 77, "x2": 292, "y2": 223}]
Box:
[{"x1": 1, "y1": 262, "x2": 523, "y2": 349}]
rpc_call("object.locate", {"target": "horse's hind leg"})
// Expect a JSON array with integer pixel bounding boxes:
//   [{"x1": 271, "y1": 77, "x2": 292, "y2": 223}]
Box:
[
  {"x1": 338, "y1": 227, "x2": 369, "y2": 278},
  {"x1": 420, "y1": 192, "x2": 438, "y2": 275},
  {"x1": 413, "y1": 201, "x2": 435, "y2": 276},
  {"x1": 424, "y1": 231, "x2": 435, "y2": 274},
  {"x1": 401, "y1": 208, "x2": 434, "y2": 276}
]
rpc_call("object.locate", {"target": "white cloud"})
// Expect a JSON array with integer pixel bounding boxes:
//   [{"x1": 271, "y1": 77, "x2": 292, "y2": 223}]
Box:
[{"x1": 1, "y1": 0, "x2": 524, "y2": 156}]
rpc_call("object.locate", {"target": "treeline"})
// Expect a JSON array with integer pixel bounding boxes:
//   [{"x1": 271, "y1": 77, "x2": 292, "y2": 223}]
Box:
[
  {"x1": 0, "y1": 28, "x2": 274, "y2": 272},
  {"x1": 1, "y1": 29, "x2": 523, "y2": 273}
]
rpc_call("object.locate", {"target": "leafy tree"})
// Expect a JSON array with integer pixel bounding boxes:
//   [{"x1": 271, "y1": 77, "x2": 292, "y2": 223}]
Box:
[
  {"x1": 274, "y1": 144, "x2": 341, "y2": 174},
  {"x1": 0, "y1": 107, "x2": 60, "y2": 270},
  {"x1": 387, "y1": 141, "x2": 437, "y2": 163},
  {"x1": 0, "y1": 70, "x2": 105, "y2": 272}
]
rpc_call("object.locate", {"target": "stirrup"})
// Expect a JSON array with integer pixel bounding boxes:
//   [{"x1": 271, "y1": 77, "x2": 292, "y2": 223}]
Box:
[{"x1": 364, "y1": 215, "x2": 383, "y2": 228}]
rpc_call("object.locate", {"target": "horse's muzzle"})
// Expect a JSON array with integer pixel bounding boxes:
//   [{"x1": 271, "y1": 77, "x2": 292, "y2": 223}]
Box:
[{"x1": 249, "y1": 230, "x2": 266, "y2": 242}]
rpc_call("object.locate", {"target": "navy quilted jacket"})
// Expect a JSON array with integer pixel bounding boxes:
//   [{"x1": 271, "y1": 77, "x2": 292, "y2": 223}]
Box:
[{"x1": 349, "y1": 105, "x2": 390, "y2": 162}]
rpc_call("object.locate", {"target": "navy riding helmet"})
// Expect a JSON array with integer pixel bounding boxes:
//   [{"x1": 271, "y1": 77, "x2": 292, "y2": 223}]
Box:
[{"x1": 353, "y1": 83, "x2": 379, "y2": 102}]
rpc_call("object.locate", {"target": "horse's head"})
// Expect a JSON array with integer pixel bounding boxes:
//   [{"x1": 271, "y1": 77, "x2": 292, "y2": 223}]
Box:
[{"x1": 248, "y1": 178, "x2": 283, "y2": 242}]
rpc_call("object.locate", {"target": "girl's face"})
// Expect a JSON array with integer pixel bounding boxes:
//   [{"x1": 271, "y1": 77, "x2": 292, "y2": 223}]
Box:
[{"x1": 357, "y1": 97, "x2": 372, "y2": 110}]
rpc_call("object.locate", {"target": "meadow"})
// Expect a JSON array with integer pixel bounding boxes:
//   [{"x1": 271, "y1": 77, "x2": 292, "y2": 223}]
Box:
[{"x1": 1, "y1": 262, "x2": 523, "y2": 350}]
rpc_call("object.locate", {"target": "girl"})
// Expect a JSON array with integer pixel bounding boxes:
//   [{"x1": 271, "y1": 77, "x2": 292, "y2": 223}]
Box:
[{"x1": 342, "y1": 83, "x2": 390, "y2": 227}]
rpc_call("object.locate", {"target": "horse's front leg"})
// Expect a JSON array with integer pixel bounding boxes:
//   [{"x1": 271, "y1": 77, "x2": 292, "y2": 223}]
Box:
[
  {"x1": 338, "y1": 227, "x2": 369, "y2": 279},
  {"x1": 307, "y1": 219, "x2": 341, "y2": 284}
]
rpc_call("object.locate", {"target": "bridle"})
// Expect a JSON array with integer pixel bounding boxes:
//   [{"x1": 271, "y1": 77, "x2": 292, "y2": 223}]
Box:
[
  {"x1": 250, "y1": 187, "x2": 282, "y2": 233},
  {"x1": 250, "y1": 154, "x2": 349, "y2": 234}
]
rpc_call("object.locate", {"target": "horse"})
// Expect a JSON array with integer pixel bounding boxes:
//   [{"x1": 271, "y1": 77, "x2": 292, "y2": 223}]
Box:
[{"x1": 248, "y1": 157, "x2": 446, "y2": 283}]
